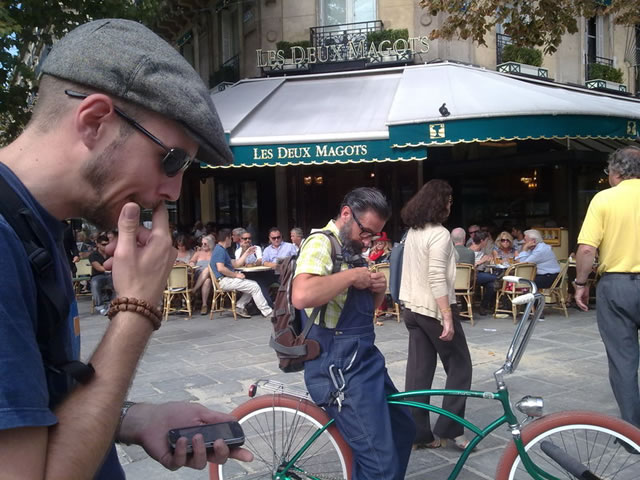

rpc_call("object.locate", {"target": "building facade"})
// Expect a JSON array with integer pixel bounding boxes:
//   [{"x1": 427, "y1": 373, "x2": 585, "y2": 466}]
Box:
[{"x1": 154, "y1": 1, "x2": 640, "y2": 249}]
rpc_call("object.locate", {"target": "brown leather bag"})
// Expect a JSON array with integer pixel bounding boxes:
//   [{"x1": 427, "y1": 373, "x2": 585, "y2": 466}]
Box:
[{"x1": 268, "y1": 230, "x2": 342, "y2": 372}]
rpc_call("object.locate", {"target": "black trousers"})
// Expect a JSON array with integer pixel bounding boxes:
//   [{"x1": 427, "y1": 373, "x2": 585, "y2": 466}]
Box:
[{"x1": 403, "y1": 306, "x2": 473, "y2": 443}]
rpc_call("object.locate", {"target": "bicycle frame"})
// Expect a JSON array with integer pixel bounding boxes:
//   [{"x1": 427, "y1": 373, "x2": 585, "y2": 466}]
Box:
[{"x1": 255, "y1": 277, "x2": 558, "y2": 480}]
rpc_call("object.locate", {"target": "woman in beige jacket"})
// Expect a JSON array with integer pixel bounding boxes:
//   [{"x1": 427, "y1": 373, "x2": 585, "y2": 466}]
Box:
[{"x1": 399, "y1": 179, "x2": 473, "y2": 450}]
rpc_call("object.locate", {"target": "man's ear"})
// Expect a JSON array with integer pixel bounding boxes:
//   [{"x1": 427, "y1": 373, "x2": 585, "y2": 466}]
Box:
[
  {"x1": 73, "y1": 94, "x2": 118, "y2": 150},
  {"x1": 340, "y1": 205, "x2": 351, "y2": 220}
]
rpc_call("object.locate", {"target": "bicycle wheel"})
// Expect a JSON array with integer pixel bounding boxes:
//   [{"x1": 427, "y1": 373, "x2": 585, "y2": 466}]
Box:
[
  {"x1": 496, "y1": 410, "x2": 640, "y2": 479},
  {"x1": 209, "y1": 394, "x2": 352, "y2": 480}
]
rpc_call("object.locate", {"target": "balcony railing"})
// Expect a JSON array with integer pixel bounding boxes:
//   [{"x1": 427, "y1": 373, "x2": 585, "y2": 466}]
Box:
[
  {"x1": 210, "y1": 54, "x2": 240, "y2": 90},
  {"x1": 310, "y1": 20, "x2": 383, "y2": 51},
  {"x1": 496, "y1": 33, "x2": 512, "y2": 66},
  {"x1": 585, "y1": 54, "x2": 614, "y2": 80}
]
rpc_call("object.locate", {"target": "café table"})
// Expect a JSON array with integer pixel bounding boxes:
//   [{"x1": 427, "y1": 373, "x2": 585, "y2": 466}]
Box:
[{"x1": 236, "y1": 265, "x2": 278, "y2": 307}]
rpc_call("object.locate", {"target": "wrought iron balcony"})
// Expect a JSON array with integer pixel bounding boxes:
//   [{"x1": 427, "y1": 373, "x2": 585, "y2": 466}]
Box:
[
  {"x1": 585, "y1": 54, "x2": 614, "y2": 80},
  {"x1": 496, "y1": 33, "x2": 512, "y2": 66},
  {"x1": 310, "y1": 20, "x2": 383, "y2": 50}
]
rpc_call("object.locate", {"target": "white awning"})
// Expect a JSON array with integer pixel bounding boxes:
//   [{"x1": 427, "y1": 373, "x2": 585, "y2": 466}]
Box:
[{"x1": 209, "y1": 62, "x2": 640, "y2": 168}]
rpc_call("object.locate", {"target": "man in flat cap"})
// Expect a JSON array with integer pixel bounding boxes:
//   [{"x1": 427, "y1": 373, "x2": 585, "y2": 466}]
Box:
[{"x1": 0, "y1": 19, "x2": 250, "y2": 479}]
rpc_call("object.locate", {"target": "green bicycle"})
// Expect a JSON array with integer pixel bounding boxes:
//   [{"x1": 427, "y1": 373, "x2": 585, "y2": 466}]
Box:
[{"x1": 210, "y1": 277, "x2": 640, "y2": 479}]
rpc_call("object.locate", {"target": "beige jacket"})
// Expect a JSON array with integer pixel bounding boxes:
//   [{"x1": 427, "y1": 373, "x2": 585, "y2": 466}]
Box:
[{"x1": 399, "y1": 224, "x2": 456, "y2": 322}]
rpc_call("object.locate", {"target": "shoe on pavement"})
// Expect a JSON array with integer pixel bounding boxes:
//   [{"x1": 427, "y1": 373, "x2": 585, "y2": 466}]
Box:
[
  {"x1": 200, "y1": 305, "x2": 208, "y2": 315},
  {"x1": 236, "y1": 307, "x2": 251, "y2": 318},
  {"x1": 98, "y1": 306, "x2": 109, "y2": 316}
]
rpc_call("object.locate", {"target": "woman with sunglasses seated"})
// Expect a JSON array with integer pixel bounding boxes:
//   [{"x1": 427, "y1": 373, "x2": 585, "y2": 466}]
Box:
[
  {"x1": 492, "y1": 231, "x2": 517, "y2": 265},
  {"x1": 189, "y1": 235, "x2": 215, "y2": 314}
]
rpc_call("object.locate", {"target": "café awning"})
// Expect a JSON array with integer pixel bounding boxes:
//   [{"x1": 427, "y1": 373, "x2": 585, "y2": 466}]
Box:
[{"x1": 207, "y1": 62, "x2": 640, "y2": 168}]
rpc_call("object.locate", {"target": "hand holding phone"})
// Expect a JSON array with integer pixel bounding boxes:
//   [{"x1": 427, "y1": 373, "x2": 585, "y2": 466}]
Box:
[{"x1": 168, "y1": 420, "x2": 245, "y2": 454}]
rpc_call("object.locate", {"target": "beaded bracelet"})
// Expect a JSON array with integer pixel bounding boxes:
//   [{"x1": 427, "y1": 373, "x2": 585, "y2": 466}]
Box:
[{"x1": 107, "y1": 297, "x2": 162, "y2": 330}]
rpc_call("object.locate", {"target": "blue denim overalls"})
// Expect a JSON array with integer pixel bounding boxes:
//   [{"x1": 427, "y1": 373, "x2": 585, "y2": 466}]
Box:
[{"x1": 303, "y1": 286, "x2": 416, "y2": 479}]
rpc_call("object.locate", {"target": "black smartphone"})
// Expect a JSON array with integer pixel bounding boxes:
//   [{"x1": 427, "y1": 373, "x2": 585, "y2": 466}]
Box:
[{"x1": 167, "y1": 421, "x2": 245, "y2": 453}]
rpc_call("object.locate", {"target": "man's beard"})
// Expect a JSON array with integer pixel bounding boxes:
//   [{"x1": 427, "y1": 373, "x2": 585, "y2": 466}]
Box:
[
  {"x1": 338, "y1": 219, "x2": 363, "y2": 256},
  {"x1": 77, "y1": 134, "x2": 155, "y2": 230}
]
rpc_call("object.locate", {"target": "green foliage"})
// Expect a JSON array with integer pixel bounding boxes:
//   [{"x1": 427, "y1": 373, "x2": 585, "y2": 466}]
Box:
[
  {"x1": 276, "y1": 40, "x2": 311, "y2": 59},
  {"x1": 419, "y1": 0, "x2": 640, "y2": 56},
  {"x1": 367, "y1": 28, "x2": 409, "y2": 46},
  {"x1": 501, "y1": 44, "x2": 543, "y2": 66},
  {"x1": 588, "y1": 62, "x2": 624, "y2": 83},
  {"x1": 0, "y1": 0, "x2": 163, "y2": 145}
]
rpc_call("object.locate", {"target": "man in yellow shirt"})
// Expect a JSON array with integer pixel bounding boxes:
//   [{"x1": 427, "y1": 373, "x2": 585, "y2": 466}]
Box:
[
  {"x1": 575, "y1": 146, "x2": 640, "y2": 431},
  {"x1": 292, "y1": 187, "x2": 415, "y2": 479}
]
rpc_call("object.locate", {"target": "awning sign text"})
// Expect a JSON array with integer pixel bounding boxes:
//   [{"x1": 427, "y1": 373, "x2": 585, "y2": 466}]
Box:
[
  {"x1": 257, "y1": 36, "x2": 429, "y2": 68},
  {"x1": 253, "y1": 144, "x2": 368, "y2": 161}
]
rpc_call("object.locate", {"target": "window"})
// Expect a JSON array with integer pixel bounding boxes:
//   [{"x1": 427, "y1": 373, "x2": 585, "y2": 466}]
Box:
[
  {"x1": 586, "y1": 17, "x2": 597, "y2": 63},
  {"x1": 320, "y1": 0, "x2": 376, "y2": 26}
]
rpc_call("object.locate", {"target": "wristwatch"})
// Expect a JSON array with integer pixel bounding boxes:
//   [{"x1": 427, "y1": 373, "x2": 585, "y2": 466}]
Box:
[{"x1": 116, "y1": 401, "x2": 136, "y2": 444}]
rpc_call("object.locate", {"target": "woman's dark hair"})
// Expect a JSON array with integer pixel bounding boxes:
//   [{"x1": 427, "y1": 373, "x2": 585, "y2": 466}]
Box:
[
  {"x1": 400, "y1": 179, "x2": 452, "y2": 228},
  {"x1": 173, "y1": 233, "x2": 191, "y2": 249}
]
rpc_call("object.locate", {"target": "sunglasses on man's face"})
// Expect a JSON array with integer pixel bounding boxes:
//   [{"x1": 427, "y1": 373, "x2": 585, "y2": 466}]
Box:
[
  {"x1": 65, "y1": 90, "x2": 194, "y2": 177},
  {"x1": 241, "y1": 237, "x2": 252, "y2": 241},
  {"x1": 270, "y1": 236, "x2": 282, "y2": 240}
]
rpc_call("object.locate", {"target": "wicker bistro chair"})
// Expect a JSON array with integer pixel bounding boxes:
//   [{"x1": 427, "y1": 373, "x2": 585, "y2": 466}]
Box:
[
  {"x1": 208, "y1": 266, "x2": 237, "y2": 321},
  {"x1": 162, "y1": 264, "x2": 193, "y2": 321},
  {"x1": 540, "y1": 259, "x2": 570, "y2": 317},
  {"x1": 73, "y1": 258, "x2": 94, "y2": 312},
  {"x1": 370, "y1": 263, "x2": 401, "y2": 323},
  {"x1": 454, "y1": 263, "x2": 476, "y2": 326},
  {"x1": 494, "y1": 262, "x2": 537, "y2": 323}
]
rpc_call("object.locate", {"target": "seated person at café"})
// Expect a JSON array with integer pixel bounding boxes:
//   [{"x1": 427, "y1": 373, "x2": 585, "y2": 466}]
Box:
[
  {"x1": 290, "y1": 227, "x2": 304, "y2": 252},
  {"x1": 190, "y1": 235, "x2": 214, "y2": 315},
  {"x1": 515, "y1": 229, "x2": 561, "y2": 288},
  {"x1": 511, "y1": 225, "x2": 526, "y2": 252},
  {"x1": 493, "y1": 231, "x2": 517, "y2": 264},
  {"x1": 262, "y1": 227, "x2": 298, "y2": 267},
  {"x1": 89, "y1": 235, "x2": 114, "y2": 316},
  {"x1": 235, "y1": 231, "x2": 263, "y2": 266},
  {"x1": 470, "y1": 231, "x2": 497, "y2": 315},
  {"x1": 212, "y1": 229, "x2": 274, "y2": 319},
  {"x1": 451, "y1": 227, "x2": 475, "y2": 265},
  {"x1": 227, "y1": 227, "x2": 245, "y2": 259},
  {"x1": 368, "y1": 231, "x2": 392, "y2": 264},
  {"x1": 174, "y1": 233, "x2": 194, "y2": 264}
]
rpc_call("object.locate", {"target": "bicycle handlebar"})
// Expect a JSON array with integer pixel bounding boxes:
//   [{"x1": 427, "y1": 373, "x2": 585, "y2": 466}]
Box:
[{"x1": 495, "y1": 277, "x2": 545, "y2": 381}]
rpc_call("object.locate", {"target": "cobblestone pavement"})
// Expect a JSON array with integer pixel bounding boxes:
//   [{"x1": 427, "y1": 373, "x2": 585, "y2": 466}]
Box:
[{"x1": 78, "y1": 299, "x2": 621, "y2": 479}]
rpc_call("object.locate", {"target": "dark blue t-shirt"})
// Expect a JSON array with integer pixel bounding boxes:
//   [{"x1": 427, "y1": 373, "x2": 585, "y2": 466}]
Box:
[
  {"x1": 0, "y1": 163, "x2": 124, "y2": 479},
  {"x1": 211, "y1": 244, "x2": 234, "y2": 279}
]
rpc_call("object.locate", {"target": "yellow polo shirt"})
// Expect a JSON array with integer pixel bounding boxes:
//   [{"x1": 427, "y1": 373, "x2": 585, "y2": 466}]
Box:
[
  {"x1": 294, "y1": 220, "x2": 349, "y2": 328},
  {"x1": 577, "y1": 178, "x2": 640, "y2": 274}
]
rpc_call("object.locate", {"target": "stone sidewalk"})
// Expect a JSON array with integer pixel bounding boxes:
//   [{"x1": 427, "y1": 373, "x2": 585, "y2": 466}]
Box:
[{"x1": 78, "y1": 300, "x2": 621, "y2": 479}]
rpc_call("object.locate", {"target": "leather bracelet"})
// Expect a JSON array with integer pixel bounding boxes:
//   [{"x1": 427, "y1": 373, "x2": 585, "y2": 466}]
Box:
[
  {"x1": 107, "y1": 297, "x2": 162, "y2": 330},
  {"x1": 573, "y1": 279, "x2": 588, "y2": 287}
]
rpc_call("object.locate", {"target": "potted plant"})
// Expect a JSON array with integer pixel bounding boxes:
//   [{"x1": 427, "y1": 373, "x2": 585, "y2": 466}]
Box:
[
  {"x1": 497, "y1": 44, "x2": 549, "y2": 78},
  {"x1": 366, "y1": 28, "x2": 410, "y2": 62},
  {"x1": 586, "y1": 63, "x2": 626, "y2": 92}
]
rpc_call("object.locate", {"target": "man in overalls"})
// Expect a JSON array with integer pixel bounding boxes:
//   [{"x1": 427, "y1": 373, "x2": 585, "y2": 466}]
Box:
[{"x1": 292, "y1": 187, "x2": 415, "y2": 479}]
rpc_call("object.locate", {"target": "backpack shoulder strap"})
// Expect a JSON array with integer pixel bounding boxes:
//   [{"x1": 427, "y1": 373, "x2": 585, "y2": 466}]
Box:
[
  {"x1": 0, "y1": 173, "x2": 94, "y2": 384},
  {"x1": 300, "y1": 230, "x2": 343, "y2": 328}
]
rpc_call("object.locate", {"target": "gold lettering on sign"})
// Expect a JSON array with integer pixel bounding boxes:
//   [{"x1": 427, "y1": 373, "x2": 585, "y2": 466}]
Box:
[{"x1": 257, "y1": 36, "x2": 430, "y2": 68}]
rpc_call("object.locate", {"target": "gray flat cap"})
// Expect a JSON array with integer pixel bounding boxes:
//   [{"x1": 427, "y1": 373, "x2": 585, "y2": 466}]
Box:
[{"x1": 42, "y1": 18, "x2": 232, "y2": 166}]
